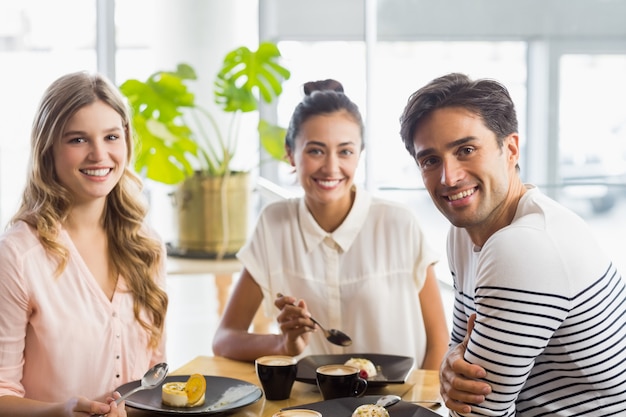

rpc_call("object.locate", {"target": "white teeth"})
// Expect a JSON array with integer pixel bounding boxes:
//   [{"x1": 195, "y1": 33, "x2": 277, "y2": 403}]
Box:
[
  {"x1": 448, "y1": 188, "x2": 475, "y2": 201},
  {"x1": 318, "y1": 179, "x2": 340, "y2": 187},
  {"x1": 81, "y1": 168, "x2": 110, "y2": 177}
]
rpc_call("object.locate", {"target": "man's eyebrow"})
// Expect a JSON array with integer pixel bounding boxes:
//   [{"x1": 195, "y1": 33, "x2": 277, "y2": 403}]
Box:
[
  {"x1": 415, "y1": 147, "x2": 435, "y2": 161},
  {"x1": 415, "y1": 136, "x2": 476, "y2": 160}
]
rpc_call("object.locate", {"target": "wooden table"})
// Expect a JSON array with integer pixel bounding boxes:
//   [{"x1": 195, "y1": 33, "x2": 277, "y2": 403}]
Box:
[{"x1": 127, "y1": 356, "x2": 447, "y2": 416}]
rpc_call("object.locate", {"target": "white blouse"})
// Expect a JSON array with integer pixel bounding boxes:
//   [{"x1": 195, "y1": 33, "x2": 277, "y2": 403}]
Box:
[{"x1": 237, "y1": 186, "x2": 439, "y2": 365}]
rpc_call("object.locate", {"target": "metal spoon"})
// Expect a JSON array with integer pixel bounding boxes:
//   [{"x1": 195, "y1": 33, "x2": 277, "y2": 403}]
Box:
[
  {"x1": 277, "y1": 293, "x2": 352, "y2": 346},
  {"x1": 115, "y1": 362, "x2": 169, "y2": 404},
  {"x1": 375, "y1": 395, "x2": 441, "y2": 409},
  {"x1": 376, "y1": 394, "x2": 401, "y2": 408},
  {"x1": 94, "y1": 363, "x2": 169, "y2": 417}
]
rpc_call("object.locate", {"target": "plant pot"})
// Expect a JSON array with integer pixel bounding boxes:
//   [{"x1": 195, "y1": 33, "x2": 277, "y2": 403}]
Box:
[{"x1": 171, "y1": 171, "x2": 249, "y2": 259}]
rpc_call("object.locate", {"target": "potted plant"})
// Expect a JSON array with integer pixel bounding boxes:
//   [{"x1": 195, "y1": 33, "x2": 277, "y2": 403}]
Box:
[{"x1": 120, "y1": 41, "x2": 291, "y2": 259}]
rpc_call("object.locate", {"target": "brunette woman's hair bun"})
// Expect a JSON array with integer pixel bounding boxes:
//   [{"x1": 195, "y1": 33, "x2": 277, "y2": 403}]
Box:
[
  {"x1": 303, "y1": 79, "x2": 344, "y2": 96},
  {"x1": 285, "y1": 78, "x2": 364, "y2": 150}
]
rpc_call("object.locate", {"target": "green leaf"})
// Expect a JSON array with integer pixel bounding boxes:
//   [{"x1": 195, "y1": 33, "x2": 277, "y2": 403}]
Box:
[
  {"x1": 214, "y1": 41, "x2": 291, "y2": 113},
  {"x1": 131, "y1": 110, "x2": 198, "y2": 184},
  {"x1": 120, "y1": 44, "x2": 291, "y2": 185},
  {"x1": 214, "y1": 75, "x2": 257, "y2": 112},
  {"x1": 259, "y1": 119, "x2": 287, "y2": 162}
]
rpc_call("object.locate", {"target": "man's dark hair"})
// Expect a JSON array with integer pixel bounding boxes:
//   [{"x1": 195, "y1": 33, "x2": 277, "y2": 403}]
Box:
[{"x1": 399, "y1": 73, "x2": 518, "y2": 158}]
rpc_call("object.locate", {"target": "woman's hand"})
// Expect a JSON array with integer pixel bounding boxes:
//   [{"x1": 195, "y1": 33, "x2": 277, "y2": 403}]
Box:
[
  {"x1": 274, "y1": 294, "x2": 313, "y2": 356},
  {"x1": 101, "y1": 392, "x2": 126, "y2": 417},
  {"x1": 64, "y1": 391, "x2": 126, "y2": 417}
]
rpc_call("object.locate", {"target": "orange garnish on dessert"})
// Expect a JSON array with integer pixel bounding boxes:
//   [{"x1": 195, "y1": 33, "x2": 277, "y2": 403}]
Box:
[{"x1": 185, "y1": 373, "x2": 206, "y2": 405}]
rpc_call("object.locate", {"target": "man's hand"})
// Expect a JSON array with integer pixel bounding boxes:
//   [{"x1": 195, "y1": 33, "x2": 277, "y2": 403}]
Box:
[{"x1": 440, "y1": 314, "x2": 492, "y2": 414}]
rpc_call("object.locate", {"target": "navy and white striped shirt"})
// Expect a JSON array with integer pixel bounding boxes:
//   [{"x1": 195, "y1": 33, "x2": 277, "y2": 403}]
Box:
[{"x1": 448, "y1": 186, "x2": 626, "y2": 416}]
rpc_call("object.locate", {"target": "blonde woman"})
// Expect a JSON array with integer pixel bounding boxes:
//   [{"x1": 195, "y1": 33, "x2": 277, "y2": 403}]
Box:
[{"x1": 0, "y1": 72, "x2": 168, "y2": 417}]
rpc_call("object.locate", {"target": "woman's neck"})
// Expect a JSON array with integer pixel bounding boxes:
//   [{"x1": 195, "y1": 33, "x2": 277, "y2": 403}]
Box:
[
  {"x1": 306, "y1": 187, "x2": 356, "y2": 233},
  {"x1": 63, "y1": 200, "x2": 106, "y2": 233}
]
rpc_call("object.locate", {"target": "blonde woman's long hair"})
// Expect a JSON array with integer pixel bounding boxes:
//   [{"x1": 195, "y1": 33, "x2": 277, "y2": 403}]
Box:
[{"x1": 11, "y1": 71, "x2": 167, "y2": 348}]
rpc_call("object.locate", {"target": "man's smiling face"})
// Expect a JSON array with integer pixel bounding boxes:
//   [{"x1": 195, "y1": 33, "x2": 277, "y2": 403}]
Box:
[{"x1": 412, "y1": 106, "x2": 521, "y2": 244}]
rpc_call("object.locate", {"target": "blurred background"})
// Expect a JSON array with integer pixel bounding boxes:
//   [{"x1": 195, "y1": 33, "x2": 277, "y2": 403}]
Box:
[{"x1": 1, "y1": 0, "x2": 625, "y2": 367}]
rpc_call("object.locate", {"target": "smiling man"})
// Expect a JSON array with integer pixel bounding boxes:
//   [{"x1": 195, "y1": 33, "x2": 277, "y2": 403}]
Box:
[{"x1": 399, "y1": 73, "x2": 626, "y2": 416}]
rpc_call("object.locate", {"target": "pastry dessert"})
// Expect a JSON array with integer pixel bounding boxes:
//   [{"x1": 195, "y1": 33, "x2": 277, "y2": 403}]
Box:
[
  {"x1": 162, "y1": 374, "x2": 206, "y2": 407},
  {"x1": 351, "y1": 404, "x2": 390, "y2": 417},
  {"x1": 344, "y1": 358, "x2": 377, "y2": 378}
]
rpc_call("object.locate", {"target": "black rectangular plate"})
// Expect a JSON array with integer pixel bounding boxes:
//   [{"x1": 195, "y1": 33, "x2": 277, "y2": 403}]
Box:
[{"x1": 296, "y1": 353, "x2": 415, "y2": 387}]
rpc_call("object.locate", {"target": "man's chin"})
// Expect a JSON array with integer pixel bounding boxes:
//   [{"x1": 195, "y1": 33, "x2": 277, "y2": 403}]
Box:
[{"x1": 437, "y1": 207, "x2": 472, "y2": 228}]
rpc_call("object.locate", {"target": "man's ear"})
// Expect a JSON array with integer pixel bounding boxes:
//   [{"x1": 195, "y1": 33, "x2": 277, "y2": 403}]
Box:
[{"x1": 505, "y1": 133, "x2": 520, "y2": 166}]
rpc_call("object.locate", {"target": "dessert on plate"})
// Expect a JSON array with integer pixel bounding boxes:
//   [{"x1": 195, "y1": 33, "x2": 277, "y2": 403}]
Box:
[
  {"x1": 161, "y1": 373, "x2": 206, "y2": 407},
  {"x1": 351, "y1": 404, "x2": 390, "y2": 417},
  {"x1": 344, "y1": 357, "x2": 377, "y2": 378}
]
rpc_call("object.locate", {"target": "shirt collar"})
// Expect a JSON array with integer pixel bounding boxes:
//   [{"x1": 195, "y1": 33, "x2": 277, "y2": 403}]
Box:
[{"x1": 298, "y1": 185, "x2": 372, "y2": 254}]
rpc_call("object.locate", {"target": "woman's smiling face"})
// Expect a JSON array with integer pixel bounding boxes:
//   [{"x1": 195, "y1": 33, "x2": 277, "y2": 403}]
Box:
[
  {"x1": 288, "y1": 111, "x2": 362, "y2": 210},
  {"x1": 52, "y1": 99, "x2": 127, "y2": 205}
]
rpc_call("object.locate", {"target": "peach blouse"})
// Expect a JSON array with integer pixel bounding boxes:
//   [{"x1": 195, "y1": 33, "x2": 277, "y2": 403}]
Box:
[{"x1": 0, "y1": 221, "x2": 166, "y2": 402}]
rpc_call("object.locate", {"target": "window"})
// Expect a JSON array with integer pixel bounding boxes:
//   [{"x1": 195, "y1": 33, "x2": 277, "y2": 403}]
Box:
[
  {"x1": 0, "y1": 0, "x2": 97, "y2": 226},
  {"x1": 276, "y1": 40, "x2": 527, "y2": 186},
  {"x1": 115, "y1": 0, "x2": 157, "y2": 83},
  {"x1": 558, "y1": 54, "x2": 626, "y2": 267},
  {"x1": 276, "y1": 40, "x2": 527, "y2": 285},
  {"x1": 0, "y1": 1, "x2": 624, "y2": 275}
]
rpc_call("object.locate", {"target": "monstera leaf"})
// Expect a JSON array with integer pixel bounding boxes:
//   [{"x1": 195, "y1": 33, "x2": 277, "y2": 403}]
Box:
[
  {"x1": 120, "y1": 44, "x2": 290, "y2": 183},
  {"x1": 214, "y1": 42, "x2": 291, "y2": 113},
  {"x1": 121, "y1": 64, "x2": 201, "y2": 184}
]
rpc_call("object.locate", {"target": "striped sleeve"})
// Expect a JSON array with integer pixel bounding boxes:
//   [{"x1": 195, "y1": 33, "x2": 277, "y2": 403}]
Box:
[{"x1": 453, "y1": 260, "x2": 626, "y2": 416}]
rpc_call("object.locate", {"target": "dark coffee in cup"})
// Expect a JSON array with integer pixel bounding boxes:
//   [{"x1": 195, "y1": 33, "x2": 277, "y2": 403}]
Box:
[
  {"x1": 255, "y1": 355, "x2": 298, "y2": 400},
  {"x1": 315, "y1": 364, "x2": 368, "y2": 400}
]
